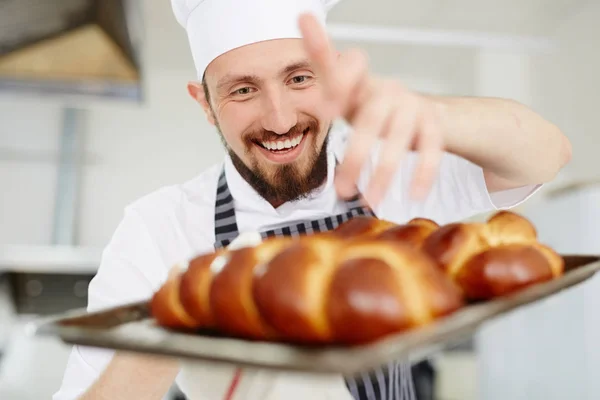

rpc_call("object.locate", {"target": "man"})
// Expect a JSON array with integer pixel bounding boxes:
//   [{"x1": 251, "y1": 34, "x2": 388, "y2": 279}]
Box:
[{"x1": 53, "y1": 0, "x2": 571, "y2": 399}]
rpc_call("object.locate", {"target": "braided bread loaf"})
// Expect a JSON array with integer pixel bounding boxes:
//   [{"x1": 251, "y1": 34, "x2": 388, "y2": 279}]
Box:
[
  {"x1": 420, "y1": 211, "x2": 564, "y2": 300},
  {"x1": 150, "y1": 226, "x2": 464, "y2": 345},
  {"x1": 150, "y1": 211, "x2": 563, "y2": 345}
]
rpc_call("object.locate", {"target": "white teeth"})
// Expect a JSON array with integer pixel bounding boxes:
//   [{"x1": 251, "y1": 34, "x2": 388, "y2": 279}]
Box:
[{"x1": 261, "y1": 133, "x2": 304, "y2": 151}]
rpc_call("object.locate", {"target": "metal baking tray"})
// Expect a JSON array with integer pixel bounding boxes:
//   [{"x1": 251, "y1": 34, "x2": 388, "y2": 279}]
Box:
[{"x1": 30, "y1": 254, "x2": 600, "y2": 376}]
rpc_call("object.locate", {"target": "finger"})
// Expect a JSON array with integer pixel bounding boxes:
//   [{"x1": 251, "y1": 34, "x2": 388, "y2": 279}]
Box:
[
  {"x1": 410, "y1": 105, "x2": 444, "y2": 200},
  {"x1": 336, "y1": 132, "x2": 378, "y2": 199},
  {"x1": 334, "y1": 48, "x2": 370, "y2": 118},
  {"x1": 365, "y1": 97, "x2": 420, "y2": 207},
  {"x1": 298, "y1": 13, "x2": 338, "y2": 99},
  {"x1": 336, "y1": 89, "x2": 395, "y2": 198}
]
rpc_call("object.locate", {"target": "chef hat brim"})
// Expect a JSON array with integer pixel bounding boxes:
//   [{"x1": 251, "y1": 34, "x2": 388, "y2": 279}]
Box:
[{"x1": 172, "y1": 0, "x2": 341, "y2": 79}]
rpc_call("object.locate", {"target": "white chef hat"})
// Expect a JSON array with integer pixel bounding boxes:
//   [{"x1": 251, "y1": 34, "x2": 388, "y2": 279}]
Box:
[{"x1": 171, "y1": 0, "x2": 341, "y2": 79}]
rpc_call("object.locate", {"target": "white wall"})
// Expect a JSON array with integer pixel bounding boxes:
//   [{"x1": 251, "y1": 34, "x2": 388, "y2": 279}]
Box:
[
  {"x1": 531, "y1": 1, "x2": 600, "y2": 182},
  {"x1": 477, "y1": 3, "x2": 600, "y2": 399},
  {"x1": 77, "y1": 69, "x2": 224, "y2": 246},
  {"x1": 0, "y1": 100, "x2": 62, "y2": 245}
]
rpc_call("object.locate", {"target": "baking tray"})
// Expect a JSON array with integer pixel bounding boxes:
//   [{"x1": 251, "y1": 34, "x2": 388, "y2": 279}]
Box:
[{"x1": 30, "y1": 254, "x2": 600, "y2": 376}]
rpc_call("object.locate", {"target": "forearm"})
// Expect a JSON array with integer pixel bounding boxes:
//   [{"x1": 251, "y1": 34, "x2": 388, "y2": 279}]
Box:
[
  {"x1": 79, "y1": 352, "x2": 180, "y2": 400},
  {"x1": 433, "y1": 95, "x2": 572, "y2": 187}
]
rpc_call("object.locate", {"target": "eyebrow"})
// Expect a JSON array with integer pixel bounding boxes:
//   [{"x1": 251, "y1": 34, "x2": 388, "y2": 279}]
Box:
[
  {"x1": 215, "y1": 59, "x2": 313, "y2": 93},
  {"x1": 281, "y1": 60, "x2": 312, "y2": 75},
  {"x1": 216, "y1": 74, "x2": 260, "y2": 93}
]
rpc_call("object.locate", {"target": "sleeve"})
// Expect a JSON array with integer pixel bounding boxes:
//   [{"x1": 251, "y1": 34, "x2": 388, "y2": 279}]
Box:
[
  {"x1": 372, "y1": 152, "x2": 542, "y2": 225},
  {"x1": 52, "y1": 207, "x2": 173, "y2": 400},
  {"x1": 330, "y1": 123, "x2": 542, "y2": 225}
]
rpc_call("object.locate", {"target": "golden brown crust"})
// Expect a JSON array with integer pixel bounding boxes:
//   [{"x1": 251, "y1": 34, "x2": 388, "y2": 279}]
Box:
[
  {"x1": 253, "y1": 236, "x2": 342, "y2": 344},
  {"x1": 210, "y1": 238, "x2": 292, "y2": 340},
  {"x1": 408, "y1": 251, "x2": 464, "y2": 318},
  {"x1": 179, "y1": 251, "x2": 222, "y2": 328},
  {"x1": 421, "y1": 223, "x2": 488, "y2": 277},
  {"x1": 150, "y1": 266, "x2": 198, "y2": 330},
  {"x1": 456, "y1": 245, "x2": 554, "y2": 299},
  {"x1": 327, "y1": 256, "x2": 409, "y2": 344},
  {"x1": 483, "y1": 210, "x2": 537, "y2": 245},
  {"x1": 422, "y1": 211, "x2": 564, "y2": 300},
  {"x1": 407, "y1": 218, "x2": 439, "y2": 230},
  {"x1": 330, "y1": 240, "x2": 464, "y2": 343},
  {"x1": 331, "y1": 216, "x2": 396, "y2": 239},
  {"x1": 375, "y1": 223, "x2": 438, "y2": 249},
  {"x1": 336, "y1": 216, "x2": 439, "y2": 249},
  {"x1": 151, "y1": 211, "x2": 562, "y2": 345},
  {"x1": 528, "y1": 242, "x2": 565, "y2": 278}
]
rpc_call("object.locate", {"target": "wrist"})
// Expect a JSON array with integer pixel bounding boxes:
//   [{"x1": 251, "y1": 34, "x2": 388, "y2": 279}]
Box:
[{"x1": 428, "y1": 94, "x2": 454, "y2": 153}]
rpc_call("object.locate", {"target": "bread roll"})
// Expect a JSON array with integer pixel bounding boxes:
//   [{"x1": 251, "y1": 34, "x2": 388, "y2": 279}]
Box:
[{"x1": 422, "y1": 211, "x2": 564, "y2": 300}]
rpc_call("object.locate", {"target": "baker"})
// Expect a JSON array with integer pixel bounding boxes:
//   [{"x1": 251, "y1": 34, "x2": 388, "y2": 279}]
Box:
[{"x1": 53, "y1": 0, "x2": 571, "y2": 399}]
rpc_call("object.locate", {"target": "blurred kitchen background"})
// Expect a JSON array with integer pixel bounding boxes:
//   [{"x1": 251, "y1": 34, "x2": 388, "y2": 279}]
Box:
[{"x1": 0, "y1": 0, "x2": 599, "y2": 399}]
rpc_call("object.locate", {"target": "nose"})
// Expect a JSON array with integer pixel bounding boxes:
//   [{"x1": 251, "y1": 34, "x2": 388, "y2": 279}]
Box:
[{"x1": 260, "y1": 88, "x2": 298, "y2": 135}]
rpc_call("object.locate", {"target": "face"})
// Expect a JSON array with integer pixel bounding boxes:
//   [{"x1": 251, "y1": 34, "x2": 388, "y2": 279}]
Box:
[{"x1": 188, "y1": 38, "x2": 332, "y2": 206}]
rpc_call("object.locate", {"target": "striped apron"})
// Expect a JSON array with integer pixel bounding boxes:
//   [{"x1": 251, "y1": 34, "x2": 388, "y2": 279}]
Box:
[{"x1": 212, "y1": 168, "x2": 419, "y2": 400}]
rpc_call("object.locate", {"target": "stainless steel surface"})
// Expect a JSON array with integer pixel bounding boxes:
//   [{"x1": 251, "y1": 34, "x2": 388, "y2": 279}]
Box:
[
  {"x1": 0, "y1": 0, "x2": 144, "y2": 102},
  {"x1": 0, "y1": 78, "x2": 142, "y2": 102},
  {"x1": 8, "y1": 272, "x2": 93, "y2": 316},
  {"x1": 0, "y1": 0, "x2": 91, "y2": 54},
  {"x1": 0, "y1": 244, "x2": 101, "y2": 274},
  {"x1": 122, "y1": 0, "x2": 144, "y2": 69},
  {"x1": 30, "y1": 255, "x2": 600, "y2": 377}
]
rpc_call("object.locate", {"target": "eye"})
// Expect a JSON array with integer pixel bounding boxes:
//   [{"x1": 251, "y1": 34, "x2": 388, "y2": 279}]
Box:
[
  {"x1": 290, "y1": 75, "x2": 311, "y2": 85},
  {"x1": 233, "y1": 87, "x2": 253, "y2": 95}
]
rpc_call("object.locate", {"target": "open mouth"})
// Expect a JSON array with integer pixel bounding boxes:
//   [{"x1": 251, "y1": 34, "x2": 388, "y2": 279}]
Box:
[
  {"x1": 253, "y1": 127, "x2": 309, "y2": 154},
  {"x1": 251, "y1": 127, "x2": 310, "y2": 163}
]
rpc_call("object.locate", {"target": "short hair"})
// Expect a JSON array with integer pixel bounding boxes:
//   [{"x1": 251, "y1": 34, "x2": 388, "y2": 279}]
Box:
[{"x1": 202, "y1": 75, "x2": 210, "y2": 104}]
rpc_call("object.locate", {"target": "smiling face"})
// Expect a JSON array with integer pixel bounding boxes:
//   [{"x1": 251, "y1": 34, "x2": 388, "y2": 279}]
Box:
[{"x1": 188, "y1": 38, "x2": 333, "y2": 207}]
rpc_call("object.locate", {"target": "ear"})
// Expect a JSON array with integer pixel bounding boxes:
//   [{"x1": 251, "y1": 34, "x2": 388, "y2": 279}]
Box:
[{"x1": 187, "y1": 81, "x2": 216, "y2": 126}]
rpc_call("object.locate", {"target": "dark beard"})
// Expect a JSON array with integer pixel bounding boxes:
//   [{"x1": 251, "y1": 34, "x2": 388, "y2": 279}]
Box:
[{"x1": 217, "y1": 119, "x2": 330, "y2": 207}]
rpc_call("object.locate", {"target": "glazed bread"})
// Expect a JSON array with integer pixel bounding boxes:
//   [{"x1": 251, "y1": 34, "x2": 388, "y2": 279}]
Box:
[
  {"x1": 331, "y1": 216, "x2": 439, "y2": 249},
  {"x1": 151, "y1": 231, "x2": 463, "y2": 345},
  {"x1": 331, "y1": 216, "x2": 439, "y2": 248},
  {"x1": 150, "y1": 211, "x2": 563, "y2": 344},
  {"x1": 421, "y1": 211, "x2": 564, "y2": 300}
]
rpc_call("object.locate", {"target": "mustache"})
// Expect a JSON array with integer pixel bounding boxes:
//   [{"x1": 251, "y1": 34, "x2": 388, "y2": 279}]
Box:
[{"x1": 244, "y1": 118, "x2": 320, "y2": 144}]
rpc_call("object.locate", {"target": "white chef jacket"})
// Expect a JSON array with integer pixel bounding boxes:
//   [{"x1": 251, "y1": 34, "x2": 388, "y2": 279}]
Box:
[{"x1": 53, "y1": 125, "x2": 541, "y2": 400}]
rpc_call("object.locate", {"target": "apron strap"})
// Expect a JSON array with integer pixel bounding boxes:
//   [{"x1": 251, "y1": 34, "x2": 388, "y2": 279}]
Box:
[
  {"x1": 211, "y1": 166, "x2": 417, "y2": 400},
  {"x1": 214, "y1": 168, "x2": 240, "y2": 247}
]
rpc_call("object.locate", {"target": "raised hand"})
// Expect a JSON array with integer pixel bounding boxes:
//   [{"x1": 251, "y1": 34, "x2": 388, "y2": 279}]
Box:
[{"x1": 298, "y1": 13, "x2": 445, "y2": 207}]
